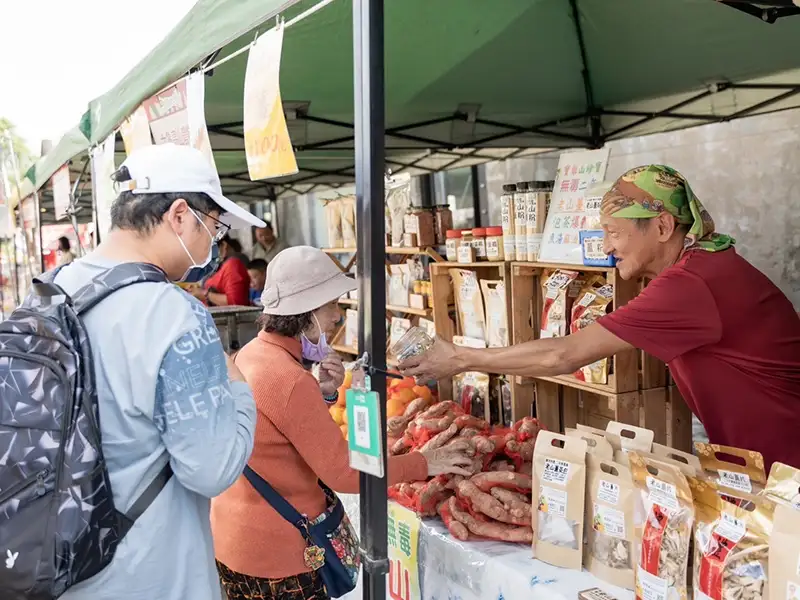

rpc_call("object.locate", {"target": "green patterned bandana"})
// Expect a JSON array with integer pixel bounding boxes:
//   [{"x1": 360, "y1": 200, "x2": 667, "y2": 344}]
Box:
[{"x1": 600, "y1": 164, "x2": 734, "y2": 252}]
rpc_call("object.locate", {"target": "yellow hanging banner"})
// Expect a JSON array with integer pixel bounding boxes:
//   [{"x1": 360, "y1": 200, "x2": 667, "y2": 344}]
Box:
[
  {"x1": 387, "y1": 503, "x2": 421, "y2": 600},
  {"x1": 243, "y1": 23, "x2": 298, "y2": 181}
]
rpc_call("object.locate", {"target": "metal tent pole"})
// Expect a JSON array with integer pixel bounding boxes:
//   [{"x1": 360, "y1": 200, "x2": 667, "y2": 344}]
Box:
[{"x1": 353, "y1": 0, "x2": 387, "y2": 597}]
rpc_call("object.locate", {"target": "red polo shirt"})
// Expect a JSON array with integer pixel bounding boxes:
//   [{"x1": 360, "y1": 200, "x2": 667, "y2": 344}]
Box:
[{"x1": 599, "y1": 248, "x2": 800, "y2": 469}]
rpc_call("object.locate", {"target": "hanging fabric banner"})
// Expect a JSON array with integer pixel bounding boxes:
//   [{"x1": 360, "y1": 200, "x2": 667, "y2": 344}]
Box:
[
  {"x1": 91, "y1": 134, "x2": 117, "y2": 242},
  {"x1": 143, "y1": 79, "x2": 190, "y2": 146},
  {"x1": 243, "y1": 23, "x2": 298, "y2": 180},
  {"x1": 186, "y1": 72, "x2": 217, "y2": 169},
  {"x1": 52, "y1": 165, "x2": 71, "y2": 221},
  {"x1": 119, "y1": 105, "x2": 153, "y2": 156}
]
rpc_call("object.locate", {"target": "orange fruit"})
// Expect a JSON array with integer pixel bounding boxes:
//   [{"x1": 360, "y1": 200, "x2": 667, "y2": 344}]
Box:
[
  {"x1": 336, "y1": 387, "x2": 347, "y2": 407},
  {"x1": 386, "y1": 397, "x2": 406, "y2": 418},
  {"x1": 412, "y1": 385, "x2": 432, "y2": 402},
  {"x1": 340, "y1": 424, "x2": 348, "y2": 439},
  {"x1": 342, "y1": 371, "x2": 353, "y2": 390},
  {"x1": 392, "y1": 388, "x2": 416, "y2": 406},
  {"x1": 329, "y1": 406, "x2": 345, "y2": 426}
]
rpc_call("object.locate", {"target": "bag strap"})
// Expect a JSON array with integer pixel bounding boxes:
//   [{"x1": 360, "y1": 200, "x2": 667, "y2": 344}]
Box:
[
  {"x1": 125, "y1": 461, "x2": 173, "y2": 522},
  {"x1": 28, "y1": 262, "x2": 170, "y2": 316},
  {"x1": 243, "y1": 466, "x2": 312, "y2": 535},
  {"x1": 71, "y1": 263, "x2": 169, "y2": 315}
]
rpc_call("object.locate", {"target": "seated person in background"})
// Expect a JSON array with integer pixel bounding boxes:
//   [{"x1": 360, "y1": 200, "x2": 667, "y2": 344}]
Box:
[
  {"x1": 247, "y1": 258, "x2": 267, "y2": 306},
  {"x1": 191, "y1": 235, "x2": 251, "y2": 306}
]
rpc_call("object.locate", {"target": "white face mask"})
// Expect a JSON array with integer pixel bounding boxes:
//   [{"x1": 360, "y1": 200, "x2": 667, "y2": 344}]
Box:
[{"x1": 175, "y1": 208, "x2": 219, "y2": 283}]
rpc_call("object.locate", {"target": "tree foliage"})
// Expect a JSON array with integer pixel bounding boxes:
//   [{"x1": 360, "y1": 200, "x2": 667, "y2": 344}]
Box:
[{"x1": 0, "y1": 117, "x2": 35, "y2": 179}]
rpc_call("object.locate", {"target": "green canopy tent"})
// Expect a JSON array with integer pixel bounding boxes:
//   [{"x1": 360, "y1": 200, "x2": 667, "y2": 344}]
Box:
[{"x1": 76, "y1": 0, "x2": 800, "y2": 199}]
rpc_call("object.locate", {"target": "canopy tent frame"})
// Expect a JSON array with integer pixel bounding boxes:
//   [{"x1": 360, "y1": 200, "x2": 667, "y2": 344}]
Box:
[{"x1": 720, "y1": 0, "x2": 800, "y2": 22}]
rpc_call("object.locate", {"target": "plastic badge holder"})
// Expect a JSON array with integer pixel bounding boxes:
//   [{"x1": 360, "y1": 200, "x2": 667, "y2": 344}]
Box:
[
  {"x1": 579, "y1": 230, "x2": 616, "y2": 267},
  {"x1": 389, "y1": 326, "x2": 435, "y2": 363}
]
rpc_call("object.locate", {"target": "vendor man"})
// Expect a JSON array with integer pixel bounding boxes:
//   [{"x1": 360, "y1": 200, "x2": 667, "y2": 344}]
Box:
[{"x1": 400, "y1": 165, "x2": 800, "y2": 470}]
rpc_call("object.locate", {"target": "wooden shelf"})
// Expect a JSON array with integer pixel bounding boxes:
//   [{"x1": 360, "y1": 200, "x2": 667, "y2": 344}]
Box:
[
  {"x1": 331, "y1": 343, "x2": 359, "y2": 356},
  {"x1": 322, "y1": 247, "x2": 358, "y2": 254},
  {"x1": 339, "y1": 298, "x2": 359, "y2": 307},
  {"x1": 513, "y1": 260, "x2": 614, "y2": 273},
  {"x1": 535, "y1": 374, "x2": 618, "y2": 397},
  {"x1": 337, "y1": 298, "x2": 433, "y2": 317},
  {"x1": 431, "y1": 261, "x2": 508, "y2": 269}
]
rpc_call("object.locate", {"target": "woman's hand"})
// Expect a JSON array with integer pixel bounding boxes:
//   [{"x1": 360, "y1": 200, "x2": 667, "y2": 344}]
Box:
[
  {"x1": 318, "y1": 353, "x2": 346, "y2": 397},
  {"x1": 420, "y1": 439, "x2": 473, "y2": 477}
]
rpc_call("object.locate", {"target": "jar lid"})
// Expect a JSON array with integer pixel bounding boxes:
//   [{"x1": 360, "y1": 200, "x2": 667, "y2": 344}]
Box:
[
  {"x1": 486, "y1": 226, "x2": 503, "y2": 236},
  {"x1": 446, "y1": 229, "x2": 462, "y2": 239},
  {"x1": 472, "y1": 228, "x2": 487, "y2": 236},
  {"x1": 502, "y1": 184, "x2": 517, "y2": 193}
]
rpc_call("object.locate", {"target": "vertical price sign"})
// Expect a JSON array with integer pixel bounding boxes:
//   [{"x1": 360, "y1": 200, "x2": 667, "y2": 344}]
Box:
[{"x1": 387, "y1": 503, "x2": 421, "y2": 600}]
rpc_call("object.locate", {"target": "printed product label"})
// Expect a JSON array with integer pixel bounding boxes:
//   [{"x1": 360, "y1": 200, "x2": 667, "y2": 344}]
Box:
[
  {"x1": 592, "y1": 503, "x2": 625, "y2": 538},
  {"x1": 788, "y1": 581, "x2": 800, "y2": 600},
  {"x1": 646, "y1": 476, "x2": 679, "y2": 512},
  {"x1": 718, "y1": 470, "x2": 753, "y2": 494},
  {"x1": 543, "y1": 458, "x2": 571, "y2": 484},
  {"x1": 637, "y1": 568, "x2": 669, "y2": 600},
  {"x1": 598, "y1": 479, "x2": 620, "y2": 505},
  {"x1": 538, "y1": 486, "x2": 567, "y2": 518}
]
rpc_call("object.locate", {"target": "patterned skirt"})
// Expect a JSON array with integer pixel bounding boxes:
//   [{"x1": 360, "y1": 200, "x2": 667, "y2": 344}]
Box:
[{"x1": 217, "y1": 561, "x2": 329, "y2": 600}]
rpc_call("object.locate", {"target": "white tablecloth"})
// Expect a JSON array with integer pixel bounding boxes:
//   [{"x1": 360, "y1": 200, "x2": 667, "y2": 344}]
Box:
[{"x1": 339, "y1": 494, "x2": 634, "y2": 600}]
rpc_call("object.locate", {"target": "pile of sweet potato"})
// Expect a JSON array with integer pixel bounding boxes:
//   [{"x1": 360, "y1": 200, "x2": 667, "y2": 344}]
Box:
[
  {"x1": 387, "y1": 397, "x2": 541, "y2": 540},
  {"x1": 439, "y1": 471, "x2": 534, "y2": 543}
]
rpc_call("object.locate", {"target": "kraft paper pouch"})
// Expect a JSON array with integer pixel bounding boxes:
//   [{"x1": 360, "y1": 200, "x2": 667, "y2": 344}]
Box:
[
  {"x1": 585, "y1": 456, "x2": 636, "y2": 590},
  {"x1": 533, "y1": 431, "x2": 588, "y2": 570}
]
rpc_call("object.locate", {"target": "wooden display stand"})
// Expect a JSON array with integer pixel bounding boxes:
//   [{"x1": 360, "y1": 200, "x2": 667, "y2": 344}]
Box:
[
  {"x1": 429, "y1": 260, "x2": 693, "y2": 452},
  {"x1": 323, "y1": 246, "x2": 445, "y2": 362}
]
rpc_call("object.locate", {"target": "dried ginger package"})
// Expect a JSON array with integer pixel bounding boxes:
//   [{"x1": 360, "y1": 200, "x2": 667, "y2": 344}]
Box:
[
  {"x1": 690, "y1": 478, "x2": 773, "y2": 600},
  {"x1": 629, "y1": 453, "x2": 694, "y2": 600},
  {"x1": 570, "y1": 276, "x2": 614, "y2": 383},
  {"x1": 764, "y1": 462, "x2": 800, "y2": 600},
  {"x1": 533, "y1": 431, "x2": 588, "y2": 570},
  {"x1": 540, "y1": 269, "x2": 580, "y2": 339},
  {"x1": 586, "y1": 456, "x2": 636, "y2": 590},
  {"x1": 695, "y1": 443, "x2": 767, "y2": 509}
]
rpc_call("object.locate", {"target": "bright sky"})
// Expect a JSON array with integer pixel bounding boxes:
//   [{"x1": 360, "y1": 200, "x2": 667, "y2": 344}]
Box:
[{"x1": 0, "y1": 0, "x2": 198, "y2": 154}]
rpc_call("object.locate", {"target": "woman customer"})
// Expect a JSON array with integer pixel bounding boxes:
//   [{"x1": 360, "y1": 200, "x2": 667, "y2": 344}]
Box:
[
  {"x1": 191, "y1": 234, "x2": 250, "y2": 306},
  {"x1": 211, "y1": 246, "x2": 471, "y2": 600}
]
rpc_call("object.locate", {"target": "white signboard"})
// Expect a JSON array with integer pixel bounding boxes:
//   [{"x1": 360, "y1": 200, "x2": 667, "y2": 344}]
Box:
[
  {"x1": 52, "y1": 166, "x2": 71, "y2": 221},
  {"x1": 538, "y1": 147, "x2": 610, "y2": 264},
  {"x1": 91, "y1": 134, "x2": 117, "y2": 242}
]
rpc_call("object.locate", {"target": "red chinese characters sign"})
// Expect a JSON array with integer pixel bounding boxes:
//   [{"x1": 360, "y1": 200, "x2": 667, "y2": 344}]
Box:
[{"x1": 143, "y1": 80, "x2": 190, "y2": 146}]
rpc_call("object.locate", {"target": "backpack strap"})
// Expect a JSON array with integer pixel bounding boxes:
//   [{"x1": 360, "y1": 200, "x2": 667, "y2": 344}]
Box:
[{"x1": 70, "y1": 262, "x2": 170, "y2": 315}]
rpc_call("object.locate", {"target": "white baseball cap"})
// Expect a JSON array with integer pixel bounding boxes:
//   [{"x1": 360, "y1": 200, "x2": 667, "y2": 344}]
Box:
[{"x1": 117, "y1": 144, "x2": 266, "y2": 229}]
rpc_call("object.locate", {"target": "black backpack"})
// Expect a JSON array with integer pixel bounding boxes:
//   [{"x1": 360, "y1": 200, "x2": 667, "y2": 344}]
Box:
[{"x1": 0, "y1": 262, "x2": 174, "y2": 599}]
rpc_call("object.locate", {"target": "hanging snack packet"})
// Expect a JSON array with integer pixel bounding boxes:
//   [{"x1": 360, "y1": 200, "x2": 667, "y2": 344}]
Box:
[
  {"x1": 586, "y1": 456, "x2": 636, "y2": 590},
  {"x1": 451, "y1": 269, "x2": 487, "y2": 342},
  {"x1": 340, "y1": 195, "x2": 357, "y2": 248},
  {"x1": 453, "y1": 371, "x2": 490, "y2": 419},
  {"x1": 629, "y1": 453, "x2": 694, "y2": 600},
  {"x1": 324, "y1": 199, "x2": 343, "y2": 248},
  {"x1": 481, "y1": 280, "x2": 509, "y2": 347},
  {"x1": 571, "y1": 276, "x2": 614, "y2": 383},
  {"x1": 533, "y1": 431, "x2": 588, "y2": 570},
  {"x1": 695, "y1": 443, "x2": 767, "y2": 508},
  {"x1": 490, "y1": 375, "x2": 510, "y2": 426},
  {"x1": 540, "y1": 269, "x2": 580, "y2": 339},
  {"x1": 385, "y1": 173, "x2": 412, "y2": 247},
  {"x1": 691, "y1": 478, "x2": 773, "y2": 600},
  {"x1": 764, "y1": 463, "x2": 800, "y2": 600}
]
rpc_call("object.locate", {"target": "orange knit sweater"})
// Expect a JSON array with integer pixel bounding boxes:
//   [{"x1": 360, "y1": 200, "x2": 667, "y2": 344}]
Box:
[{"x1": 211, "y1": 332, "x2": 428, "y2": 578}]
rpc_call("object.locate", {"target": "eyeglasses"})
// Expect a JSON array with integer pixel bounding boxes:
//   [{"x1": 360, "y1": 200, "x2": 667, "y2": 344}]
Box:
[{"x1": 193, "y1": 208, "x2": 230, "y2": 243}]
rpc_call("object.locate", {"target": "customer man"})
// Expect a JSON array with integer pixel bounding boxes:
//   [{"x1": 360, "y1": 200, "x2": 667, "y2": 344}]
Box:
[
  {"x1": 251, "y1": 222, "x2": 288, "y2": 263},
  {"x1": 55, "y1": 144, "x2": 265, "y2": 600},
  {"x1": 247, "y1": 258, "x2": 267, "y2": 305},
  {"x1": 401, "y1": 165, "x2": 800, "y2": 469}
]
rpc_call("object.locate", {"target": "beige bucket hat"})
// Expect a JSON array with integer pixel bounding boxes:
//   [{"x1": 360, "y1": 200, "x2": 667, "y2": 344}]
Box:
[{"x1": 260, "y1": 246, "x2": 357, "y2": 316}]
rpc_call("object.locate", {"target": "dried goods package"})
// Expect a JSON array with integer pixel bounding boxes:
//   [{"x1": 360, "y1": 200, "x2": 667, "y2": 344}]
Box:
[
  {"x1": 690, "y1": 478, "x2": 773, "y2": 600},
  {"x1": 695, "y1": 443, "x2": 767, "y2": 507},
  {"x1": 565, "y1": 428, "x2": 614, "y2": 460},
  {"x1": 344, "y1": 309, "x2": 359, "y2": 349},
  {"x1": 453, "y1": 371, "x2": 490, "y2": 419},
  {"x1": 324, "y1": 199, "x2": 343, "y2": 248},
  {"x1": 389, "y1": 317, "x2": 412, "y2": 348},
  {"x1": 629, "y1": 453, "x2": 694, "y2": 600},
  {"x1": 385, "y1": 173, "x2": 412, "y2": 246},
  {"x1": 451, "y1": 269, "x2": 487, "y2": 342},
  {"x1": 585, "y1": 456, "x2": 636, "y2": 590},
  {"x1": 540, "y1": 269, "x2": 581, "y2": 339},
  {"x1": 571, "y1": 276, "x2": 614, "y2": 383},
  {"x1": 493, "y1": 375, "x2": 513, "y2": 427},
  {"x1": 481, "y1": 280, "x2": 509, "y2": 347},
  {"x1": 607, "y1": 422, "x2": 654, "y2": 467},
  {"x1": 650, "y1": 444, "x2": 702, "y2": 478},
  {"x1": 340, "y1": 196, "x2": 357, "y2": 248},
  {"x1": 388, "y1": 264, "x2": 411, "y2": 307},
  {"x1": 500, "y1": 185, "x2": 516, "y2": 261},
  {"x1": 764, "y1": 462, "x2": 800, "y2": 600},
  {"x1": 532, "y1": 431, "x2": 588, "y2": 570}
]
